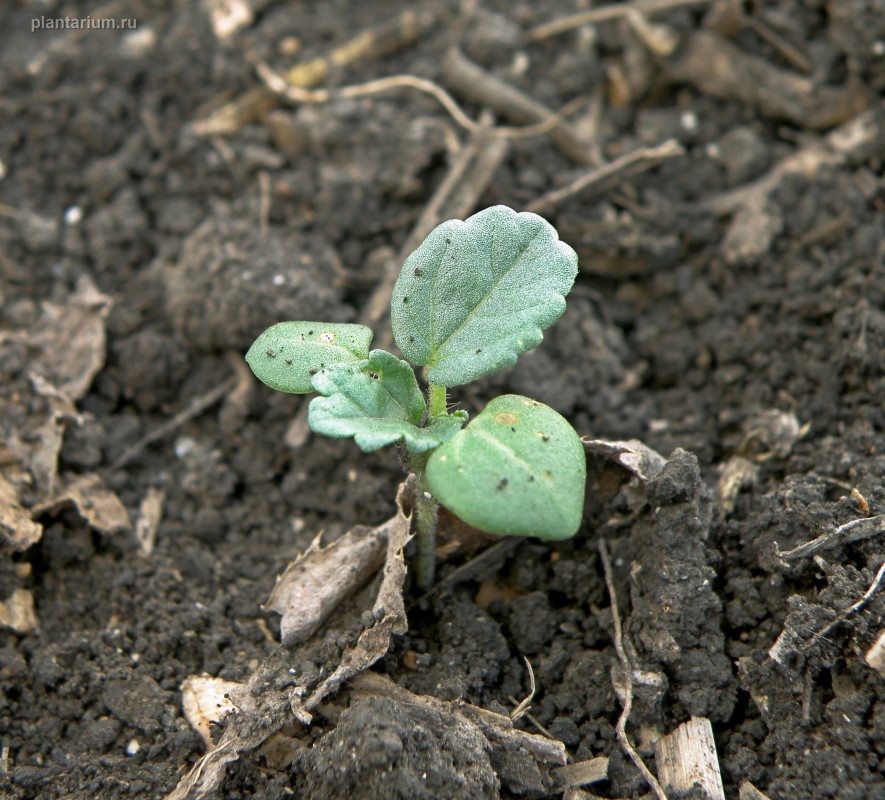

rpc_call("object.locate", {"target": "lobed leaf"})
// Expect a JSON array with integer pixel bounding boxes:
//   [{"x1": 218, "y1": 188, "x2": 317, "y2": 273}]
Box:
[
  {"x1": 426, "y1": 395, "x2": 586, "y2": 540},
  {"x1": 308, "y1": 350, "x2": 467, "y2": 454},
  {"x1": 246, "y1": 322, "x2": 373, "y2": 394},
  {"x1": 391, "y1": 205, "x2": 578, "y2": 387}
]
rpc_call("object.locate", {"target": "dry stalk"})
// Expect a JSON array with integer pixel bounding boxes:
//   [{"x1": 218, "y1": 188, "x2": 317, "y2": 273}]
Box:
[
  {"x1": 598, "y1": 539, "x2": 669, "y2": 800},
  {"x1": 529, "y1": 0, "x2": 714, "y2": 41},
  {"x1": 526, "y1": 139, "x2": 684, "y2": 214},
  {"x1": 253, "y1": 60, "x2": 587, "y2": 141}
]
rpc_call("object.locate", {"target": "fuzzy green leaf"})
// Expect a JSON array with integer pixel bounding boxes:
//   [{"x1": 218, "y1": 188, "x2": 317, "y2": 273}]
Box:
[
  {"x1": 246, "y1": 322, "x2": 373, "y2": 394},
  {"x1": 308, "y1": 350, "x2": 467, "y2": 453},
  {"x1": 391, "y1": 206, "x2": 578, "y2": 387},
  {"x1": 426, "y1": 395, "x2": 585, "y2": 539}
]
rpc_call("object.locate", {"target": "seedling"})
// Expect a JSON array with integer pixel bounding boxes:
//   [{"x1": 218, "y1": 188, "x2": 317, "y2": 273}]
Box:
[{"x1": 247, "y1": 206, "x2": 586, "y2": 590}]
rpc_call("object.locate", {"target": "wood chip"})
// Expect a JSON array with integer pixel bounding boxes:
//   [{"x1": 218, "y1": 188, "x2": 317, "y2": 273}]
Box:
[
  {"x1": 655, "y1": 717, "x2": 725, "y2": 800},
  {"x1": 865, "y1": 629, "x2": 885, "y2": 675},
  {"x1": 739, "y1": 781, "x2": 774, "y2": 800},
  {"x1": 135, "y1": 488, "x2": 165, "y2": 556},
  {"x1": 0, "y1": 475, "x2": 43, "y2": 552},
  {"x1": 553, "y1": 757, "x2": 610, "y2": 789},
  {"x1": 0, "y1": 588, "x2": 39, "y2": 635}
]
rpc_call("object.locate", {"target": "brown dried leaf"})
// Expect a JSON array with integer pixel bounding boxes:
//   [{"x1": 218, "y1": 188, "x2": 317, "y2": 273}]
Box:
[
  {"x1": 0, "y1": 475, "x2": 43, "y2": 552},
  {"x1": 33, "y1": 473, "x2": 131, "y2": 535},
  {"x1": 265, "y1": 527, "x2": 388, "y2": 647},
  {"x1": 306, "y1": 482, "x2": 412, "y2": 706},
  {"x1": 27, "y1": 414, "x2": 66, "y2": 496},
  {"x1": 166, "y1": 483, "x2": 414, "y2": 800},
  {"x1": 27, "y1": 276, "x2": 111, "y2": 403}
]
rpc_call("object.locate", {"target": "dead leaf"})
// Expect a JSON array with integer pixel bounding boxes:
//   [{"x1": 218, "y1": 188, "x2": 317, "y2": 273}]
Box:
[
  {"x1": 27, "y1": 414, "x2": 66, "y2": 496},
  {"x1": 583, "y1": 438, "x2": 667, "y2": 481},
  {"x1": 738, "y1": 409, "x2": 806, "y2": 460},
  {"x1": 265, "y1": 526, "x2": 387, "y2": 647},
  {"x1": 0, "y1": 588, "x2": 39, "y2": 634},
  {"x1": 27, "y1": 275, "x2": 111, "y2": 403},
  {"x1": 33, "y1": 473, "x2": 131, "y2": 536},
  {"x1": 305, "y1": 481, "x2": 412, "y2": 706},
  {"x1": 0, "y1": 475, "x2": 43, "y2": 552},
  {"x1": 166, "y1": 481, "x2": 414, "y2": 800},
  {"x1": 182, "y1": 675, "x2": 242, "y2": 748},
  {"x1": 716, "y1": 455, "x2": 759, "y2": 518}
]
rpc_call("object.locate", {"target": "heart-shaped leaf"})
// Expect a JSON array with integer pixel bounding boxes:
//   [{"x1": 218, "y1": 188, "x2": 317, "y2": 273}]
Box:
[
  {"x1": 246, "y1": 322, "x2": 373, "y2": 394},
  {"x1": 391, "y1": 206, "x2": 578, "y2": 387},
  {"x1": 309, "y1": 350, "x2": 467, "y2": 453},
  {"x1": 426, "y1": 394, "x2": 585, "y2": 539}
]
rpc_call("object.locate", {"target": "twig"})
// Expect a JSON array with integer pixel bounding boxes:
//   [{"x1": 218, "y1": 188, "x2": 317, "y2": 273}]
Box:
[
  {"x1": 254, "y1": 59, "x2": 587, "y2": 142},
  {"x1": 776, "y1": 514, "x2": 885, "y2": 561},
  {"x1": 526, "y1": 139, "x2": 684, "y2": 214},
  {"x1": 441, "y1": 48, "x2": 594, "y2": 164},
  {"x1": 192, "y1": 10, "x2": 427, "y2": 136},
  {"x1": 598, "y1": 539, "x2": 669, "y2": 800},
  {"x1": 666, "y1": 31, "x2": 868, "y2": 131},
  {"x1": 529, "y1": 0, "x2": 713, "y2": 41},
  {"x1": 704, "y1": 102, "x2": 885, "y2": 216},
  {"x1": 373, "y1": 124, "x2": 509, "y2": 351},
  {"x1": 510, "y1": 657, "x2": 537, "y2": 721},
  {"x1": 812, "y1": 561, "x2": 885, "y2": 643},
  {"x1": 506, "y1": 697, "x2": 556, "y2": 739},
  {"x1": 111, "y1": 377, "x2": 236, "y2": 470},
  {"x1": 258, "y1": 171, "x2": 271, "y2": 240},
  {"x1": 744, "y1": 14, "x2": 811, "y2": 73}
]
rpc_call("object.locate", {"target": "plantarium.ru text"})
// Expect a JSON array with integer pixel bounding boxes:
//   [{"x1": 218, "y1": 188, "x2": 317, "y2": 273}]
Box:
[{"x1": 247, "y1": 205, "x2": 586, "y2": 590}]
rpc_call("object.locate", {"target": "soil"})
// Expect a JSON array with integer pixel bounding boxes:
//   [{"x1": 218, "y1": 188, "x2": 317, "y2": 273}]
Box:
[{"x1": 2, "y1": 1, "x2": 885, "y2": 798}]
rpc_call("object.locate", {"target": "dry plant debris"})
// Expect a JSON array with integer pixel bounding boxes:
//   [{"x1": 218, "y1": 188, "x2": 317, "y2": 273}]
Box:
[
  {"x1": 655, "y1": 716, "x2": 725, "y2": 800},
  {"x1": 0, "y1": 475, "x2": 43, "y2": 553},
  {"x1": 170, "y1": 481, "x2": 413, "y2": 798}
]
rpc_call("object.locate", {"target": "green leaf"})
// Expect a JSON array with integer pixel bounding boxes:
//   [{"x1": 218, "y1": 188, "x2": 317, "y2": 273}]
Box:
[
  {"x1": 391, "y1": 205, "x2": 578, "y2": 387},
  {"x1": 308, "y1": 350, "x2": 467, "y2": 453},
  {"x1": 246, "y1": 322, "x2": 373, "y2": 394},
  {"x1": 426, "y1": 395, "x2": 585, "y2": 539}
]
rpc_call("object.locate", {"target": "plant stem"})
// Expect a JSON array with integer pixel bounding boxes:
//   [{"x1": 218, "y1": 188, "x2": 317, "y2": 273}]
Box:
[
  {"x1": 407, "y1": 451, "x2": 439, "y2": 591},
  {"x1": 414, "y1": 476, "x2": 439, "y2": 591},
  {"x1": 429, "y1": 383, "x2": 447, "y2": 417}
]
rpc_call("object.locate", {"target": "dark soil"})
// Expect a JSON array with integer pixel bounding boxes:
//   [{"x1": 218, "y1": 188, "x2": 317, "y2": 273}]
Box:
[{"x1": 2, "y1": 1, "x2": 885, "y2": 798}]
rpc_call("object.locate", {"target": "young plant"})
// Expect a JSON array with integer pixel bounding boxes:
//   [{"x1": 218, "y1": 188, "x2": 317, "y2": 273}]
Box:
[{"x1": 247, "y1": 206, "x2": 586, "y2": 590}]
